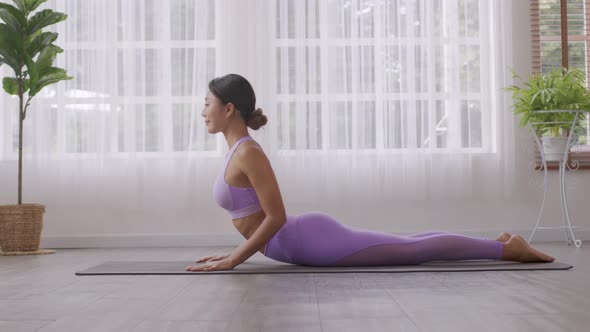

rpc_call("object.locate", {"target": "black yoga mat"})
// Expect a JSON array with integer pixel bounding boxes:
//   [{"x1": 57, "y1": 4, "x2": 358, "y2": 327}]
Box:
[{"x1": 76, "y1": 260, "x2": 573, "y2": 275}]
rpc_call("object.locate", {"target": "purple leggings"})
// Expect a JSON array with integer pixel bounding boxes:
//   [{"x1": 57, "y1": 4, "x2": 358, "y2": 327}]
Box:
[{"x1": 263, "y1": 212, "x2": 503, "y2": 266}]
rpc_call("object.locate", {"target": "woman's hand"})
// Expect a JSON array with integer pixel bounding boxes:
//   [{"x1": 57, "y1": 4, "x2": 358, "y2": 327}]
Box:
[
  {"x1": 194, "y1": 253, "x2": 231, "y2": 263},
  {"x1": 186, "y1": 254, "x2": 237, "y2": 272}
]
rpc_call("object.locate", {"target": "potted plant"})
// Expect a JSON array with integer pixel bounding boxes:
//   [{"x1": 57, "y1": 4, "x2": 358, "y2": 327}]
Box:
[
  {"x1": 505, "y1": 67, "x2": 590, "y2": 162},
  {"x1": 0, "y1": 0, "x2": 71, "y2": 254}
]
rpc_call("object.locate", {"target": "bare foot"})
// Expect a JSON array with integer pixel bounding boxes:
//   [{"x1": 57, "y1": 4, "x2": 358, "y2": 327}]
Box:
[
  {"x1": 502, "y1": 235, "x2": 555, "y2": 263},
  {"x1": 495, "y1": 232, "x2": 512, "y2": 242}
]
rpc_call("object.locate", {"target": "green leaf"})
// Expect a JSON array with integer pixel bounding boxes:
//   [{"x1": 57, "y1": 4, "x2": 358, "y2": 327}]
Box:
[
  {"x1": 12, "y1": 0, "x2": 27, "y2": 13},
  {"x1": 24, "y1": 53, "x2": 38, "y2": 94},
  {"x1": 2, "y1": 77, "x2": 29, "y2": 95},
  {"x1": 11, "y1": 0, "x2": 47, "y2": 14},
  {"x1": 25, "y1": 0, "x2": 47, "y2": 12},
  {"x1": 25, "y1": 31, "x2": 58, "y2": 57},
  {"x1": 36, "y1": 44, "x2": 62, "y2": 75},
  {"x1": 31, "y1": 67, "x2": 71, "y2": 96},
  {"x1": 0, "y1": 24, "x2": 23, "y2": 74},
  {"x1": 26, "y1": 9, "x2": 67, "y2": 35},
  {"x1": 0, "y1": 49, "x2": 20, "y2": 74},
  {"x1": 0, "y1": 3, "x2": 26, "y2": 32},
  {"x1": 0, "y1": 23, "x2": 23, "y2": 51},
  {"x1": 3, "y1": 77, "x2": 18, "y2": 95}
]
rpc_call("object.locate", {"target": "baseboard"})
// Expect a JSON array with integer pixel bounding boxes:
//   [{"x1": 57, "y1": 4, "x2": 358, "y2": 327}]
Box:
[
  {"x1": 39, "y1": 228, "x2": 589, "y2": 249},
  {"x1": 40, "y1": 233, "x2": 244, "y2": 248}
]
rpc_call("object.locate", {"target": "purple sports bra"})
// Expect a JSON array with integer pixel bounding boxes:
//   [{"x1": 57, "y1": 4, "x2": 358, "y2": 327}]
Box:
[{"x1": 213, "y1": 136, "x2": 263, "y2": 219}]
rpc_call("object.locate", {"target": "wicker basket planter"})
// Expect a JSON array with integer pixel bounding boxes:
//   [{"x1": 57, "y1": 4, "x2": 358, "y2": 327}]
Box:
[{"x1": 0, "y1": 204, "x2": 54, "y2": 254}]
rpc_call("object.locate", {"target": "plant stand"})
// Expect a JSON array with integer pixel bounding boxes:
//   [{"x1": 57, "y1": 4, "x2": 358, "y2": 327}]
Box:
[{"x1": 526, "y1": 110, "x2": 582, "y2": 248}]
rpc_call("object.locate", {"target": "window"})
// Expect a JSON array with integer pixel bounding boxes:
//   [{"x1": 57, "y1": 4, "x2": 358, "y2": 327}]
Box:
[
  {"x1": 7, "y1": 0, "x2": 217, "y2": 156},
  {"x1": 274, "y1": 0, "x2": 493, "y2": 153},
  {"x1": 1, "y1": 0, "x2": 505, "y2": 159}
]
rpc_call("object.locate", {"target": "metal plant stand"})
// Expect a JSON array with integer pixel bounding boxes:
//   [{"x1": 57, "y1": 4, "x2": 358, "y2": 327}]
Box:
[{"x1": 526, "y1": 110, "x2": 582, "y2": 248}]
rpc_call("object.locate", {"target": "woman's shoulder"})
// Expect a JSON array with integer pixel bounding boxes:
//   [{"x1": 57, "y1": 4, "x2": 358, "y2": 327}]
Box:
[
  {"x1": 239, "y1": 139, "x2": 263, "y2": 152},
  {"x1": 235, "y1": 140, "x2": 267, "y2": 164}
]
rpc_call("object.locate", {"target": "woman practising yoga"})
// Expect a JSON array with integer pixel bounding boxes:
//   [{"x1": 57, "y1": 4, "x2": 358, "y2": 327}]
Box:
[{"x1": 186, "y1": 74, "x2": 555, "y2": 272}]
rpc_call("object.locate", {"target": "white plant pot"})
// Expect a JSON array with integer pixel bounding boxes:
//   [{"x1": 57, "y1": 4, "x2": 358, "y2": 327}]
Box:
[{"x1": 541, "y1": 137, "x2": 569, "y2": 162}]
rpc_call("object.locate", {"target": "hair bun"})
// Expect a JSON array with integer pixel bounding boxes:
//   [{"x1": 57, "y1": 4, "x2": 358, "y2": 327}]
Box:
[{"x1": 246, "y1": 107, "x2": 268, "y2": 130}]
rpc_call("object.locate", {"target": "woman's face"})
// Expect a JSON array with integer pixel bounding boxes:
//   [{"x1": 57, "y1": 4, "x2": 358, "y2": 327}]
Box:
[{"x1": 201, "y1": 89, "x2": 227, "y2": 133}]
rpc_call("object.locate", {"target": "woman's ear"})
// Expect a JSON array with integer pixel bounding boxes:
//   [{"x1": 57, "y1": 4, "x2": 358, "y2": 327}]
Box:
[{"x1": 225, "y1": 103, "x2": 236, "y2": 118}]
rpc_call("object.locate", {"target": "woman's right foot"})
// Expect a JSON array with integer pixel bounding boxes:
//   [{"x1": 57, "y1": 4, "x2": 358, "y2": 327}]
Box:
[{"x1": 502, "y1": 235, "x2": 555, "y2": 263}]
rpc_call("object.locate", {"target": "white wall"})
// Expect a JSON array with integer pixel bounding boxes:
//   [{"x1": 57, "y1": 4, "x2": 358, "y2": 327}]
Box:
[{"x1": 1, "y1": 1, "x2": 587, "y2": 248}]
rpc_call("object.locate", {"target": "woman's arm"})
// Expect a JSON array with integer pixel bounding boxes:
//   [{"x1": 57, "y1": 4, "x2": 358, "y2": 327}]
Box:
[{"x1": 227, "y1": 143, "x2": 287, "y2": 266}]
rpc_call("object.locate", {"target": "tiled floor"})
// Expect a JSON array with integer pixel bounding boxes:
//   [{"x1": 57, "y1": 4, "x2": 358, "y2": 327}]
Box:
[{"x1": 0, "y1": 242, "x2": 588, "y2": 332}]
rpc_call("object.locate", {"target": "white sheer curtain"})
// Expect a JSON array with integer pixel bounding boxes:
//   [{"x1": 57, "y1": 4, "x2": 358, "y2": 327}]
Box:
[
  {"x1": 269, "y1": 0, "x2": 516, "y2": 204},
  {"x1": 0, "y1": 0, "x2": 515, "y2": 231},
  {"x1": 0, "y1": 0, "x2": 220, "y2": 229}
]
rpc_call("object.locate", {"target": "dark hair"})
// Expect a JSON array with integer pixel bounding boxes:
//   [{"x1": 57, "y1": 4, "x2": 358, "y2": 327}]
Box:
[{"x1": 208, "y1": 74, "x2": 268, "y2": 130}]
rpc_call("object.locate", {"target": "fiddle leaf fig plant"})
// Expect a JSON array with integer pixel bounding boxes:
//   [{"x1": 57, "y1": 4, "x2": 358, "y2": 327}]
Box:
[
  {"x1": 0, "y1": 0, "x2": 72, "y2": 204},
  {"x1": 504, "y1": 67, "x2": 590, "y2": 139}
]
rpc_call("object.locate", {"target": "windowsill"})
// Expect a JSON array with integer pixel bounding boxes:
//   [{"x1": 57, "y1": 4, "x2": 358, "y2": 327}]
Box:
[
  {"x1": 533, "y1": 148, "x2": 590, "y2": 170},
  {"x1": 2, "y1": 147, "x2": 590, "y2": 167}
]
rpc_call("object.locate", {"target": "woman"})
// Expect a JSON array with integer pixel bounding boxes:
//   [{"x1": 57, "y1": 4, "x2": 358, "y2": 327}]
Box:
[{"x1": 186, "y1": 74, "x2": 555, "y2": 272}]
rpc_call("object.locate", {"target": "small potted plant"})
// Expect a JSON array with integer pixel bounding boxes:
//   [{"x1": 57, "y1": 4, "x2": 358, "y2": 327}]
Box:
[
  {"x1": 505, "y1": 67, "x2": 590, "y2": 161},
  {"x1": 0, "y1": 0, "x2": 71, "y2": 254}
]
